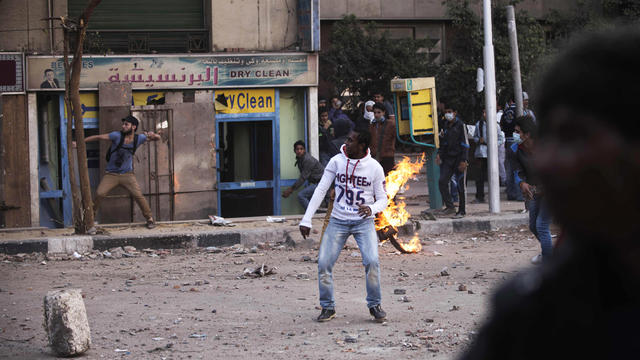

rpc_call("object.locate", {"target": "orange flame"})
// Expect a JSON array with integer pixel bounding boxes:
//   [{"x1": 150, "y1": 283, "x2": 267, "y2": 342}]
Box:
[
  {"x1": 375, "y1": 154, "x2": 425, "y2": 253},
  {"x1": 402, "y1": 233, "x2": 423, "y2": 253}
]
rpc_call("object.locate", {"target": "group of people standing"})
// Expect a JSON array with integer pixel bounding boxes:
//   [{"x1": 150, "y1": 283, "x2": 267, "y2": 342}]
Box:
[
  {"x1": 287, "y1": 87, "x2": 554, "y2": 324},
  {"x1": 429, "y1": 95, "x2": 550, "y2": 265},
  {"x1": 283, "y1": 92, "x2": 397, "y2": 211}
]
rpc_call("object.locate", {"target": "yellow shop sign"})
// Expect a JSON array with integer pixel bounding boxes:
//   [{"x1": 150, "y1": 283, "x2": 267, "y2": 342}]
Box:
[{"x1": 217, "y1": 89, "x2": 275, "y2": 114}]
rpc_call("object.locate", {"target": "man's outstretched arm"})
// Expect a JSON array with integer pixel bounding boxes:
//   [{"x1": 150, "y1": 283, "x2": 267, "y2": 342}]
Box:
[{"x1": 84, "y1": 133, "x2": 111, "y2": 142}]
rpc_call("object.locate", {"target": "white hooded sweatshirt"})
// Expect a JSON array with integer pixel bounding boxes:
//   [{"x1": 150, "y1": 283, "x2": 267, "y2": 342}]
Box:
[
  {"x1": 300, "y1": 144, "x2": 388, "y2": 228},
  {"x1": 364, "y1": 100, "x2": 376, "y2": 123}
]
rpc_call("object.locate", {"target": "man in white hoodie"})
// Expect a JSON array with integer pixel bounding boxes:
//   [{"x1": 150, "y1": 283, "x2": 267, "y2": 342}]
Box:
[{"x1": 299, "y1": 125, "x2": 389, "y2": 323}]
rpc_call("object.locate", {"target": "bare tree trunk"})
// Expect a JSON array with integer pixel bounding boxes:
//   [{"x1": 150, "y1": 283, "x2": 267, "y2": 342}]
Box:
[
  {"x1": 69, "y1": 30, "x2": 94, "y2": 232},
  {"x1": 62, "y1": 30, "x2": 83, "y2": 231},
  {"x1": 60, "y1": 0, "x2": 102, "y2": 233}
]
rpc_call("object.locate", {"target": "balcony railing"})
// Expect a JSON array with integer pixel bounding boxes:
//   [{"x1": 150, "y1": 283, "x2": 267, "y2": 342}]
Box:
[{"x1": 77, "y1": 30, "x2": 209, "y2": 54}]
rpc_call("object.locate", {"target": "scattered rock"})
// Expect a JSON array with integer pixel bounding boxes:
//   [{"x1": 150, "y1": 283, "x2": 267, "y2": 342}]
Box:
[
  {"x1": 296, "y1": 273, "x2": 310, "y2": 280},
  {"x1": 344, "y1": 334, "x2": 358, "y2": 343},
  {"x1": 43, "y1": 289, "x2": 91, "y2": 356},
  {"x1": 458, "y1": 284, "x2": 467, "y2": 292},
  {"x1": 394, "y1": 289, "x2": 406, "y2": 295},
  {"x1": 440, "y1": 267, "x2": 449, "y2": 276},
  {"x1": 108, "y1": 247, "x2": 125, "y2": 258},
  {"x1": 241, "y1": 264, "x2": 277, "y2": 278},
  {"x1": 449, "y1": 305, "x2": 460, "y2": 311}
]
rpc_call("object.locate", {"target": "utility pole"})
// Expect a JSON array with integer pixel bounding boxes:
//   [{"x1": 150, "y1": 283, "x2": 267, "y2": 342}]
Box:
[
  {"x1": 507, "y1": 5, "x2": 523, "y2": 117},
  {"x1": 483, "y1": 0, "x2": 500, "y2": 213}
]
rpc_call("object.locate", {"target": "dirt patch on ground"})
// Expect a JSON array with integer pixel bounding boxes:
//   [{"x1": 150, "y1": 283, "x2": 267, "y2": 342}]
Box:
[{"x1": 0, "y1": 226, "x2": 547, "y2": 359}]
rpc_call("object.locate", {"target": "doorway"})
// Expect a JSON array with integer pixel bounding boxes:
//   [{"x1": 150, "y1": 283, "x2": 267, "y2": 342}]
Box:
[{"x1": 217, "y1": 120, "x2": 275, "y2": 217}]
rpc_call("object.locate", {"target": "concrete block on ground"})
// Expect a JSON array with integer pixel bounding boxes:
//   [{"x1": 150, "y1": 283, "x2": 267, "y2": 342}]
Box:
[
  {"x1": 416, "y1": 219, "x2": 454, "y2": 236},
  {"x1": 43, "y1": 289, "x2": 91, "y2": 356},
  {"x1": 195, "y1": 232, "x2": 241, "y2": 247},
  {"x1": 490, "y1": 213, "x2": 528, "y2": 230},
  {"x1": 452, "y1": 218, "x2": 492, "y2": 232},
  {"x1": 48, "y1": 236, "x2": 93, "y2": 254}
]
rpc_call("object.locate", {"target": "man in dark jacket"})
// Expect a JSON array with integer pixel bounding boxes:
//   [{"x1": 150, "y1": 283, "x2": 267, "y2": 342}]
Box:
[
  {"x1": 435, "y1": 107, "x2": 468, "y2": 217},
  {"x1": 318, "y1": 108, "x2": 334, "y2": 166},
  {"x1": 459, "y1": 28, "x2": 640, "y2": 360},
  {"x1": 328, "y1": 116, "x2": 352, "y2": 158},
  {"x1": 369, "y1": 102, "x2": 397, "y2": 175},
  {"x1": 282, "y1": 140, "x2": 325, "y2": 209}
]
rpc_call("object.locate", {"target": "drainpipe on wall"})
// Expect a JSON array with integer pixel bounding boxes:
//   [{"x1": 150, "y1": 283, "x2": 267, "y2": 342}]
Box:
[{"x1": 48, "y1": 0, "x2": 54, "y2": 53}]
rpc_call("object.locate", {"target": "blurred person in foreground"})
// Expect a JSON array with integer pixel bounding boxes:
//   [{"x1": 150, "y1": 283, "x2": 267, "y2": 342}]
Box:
[{"x1": 460, "y1": 27, "x2": 640, "y2": 359}]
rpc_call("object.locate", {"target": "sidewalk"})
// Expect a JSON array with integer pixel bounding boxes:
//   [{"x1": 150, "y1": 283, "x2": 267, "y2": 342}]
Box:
[{"x1": 0, "y1": 153, "x2": 528, "y2": 255}]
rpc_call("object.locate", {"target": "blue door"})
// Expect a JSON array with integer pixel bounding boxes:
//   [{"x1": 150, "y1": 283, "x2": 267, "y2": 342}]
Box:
[{"x1": 215, "y1": 90, "x2": 281, "y2": 217}]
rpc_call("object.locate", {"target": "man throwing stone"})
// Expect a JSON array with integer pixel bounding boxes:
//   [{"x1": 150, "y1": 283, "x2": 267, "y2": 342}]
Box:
[
  {"x1": 83, "y1": 115, "x2": 161, "y2": 229},
  {"x1": 299, "y1": 125, "x2": 389, "y2": 322}
]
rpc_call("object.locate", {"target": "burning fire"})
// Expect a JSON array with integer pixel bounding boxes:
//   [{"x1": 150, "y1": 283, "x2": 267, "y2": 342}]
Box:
[{"x1": 375, "y1": 154, "x2": 425, "y2": 253}]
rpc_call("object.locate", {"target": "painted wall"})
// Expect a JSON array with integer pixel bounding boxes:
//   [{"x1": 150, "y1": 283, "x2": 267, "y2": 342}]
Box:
[
  {"x1": 1, "y1": 0, "x2": 300, "y2": 53},
  {"x1": 279, "y1": 88, "x2": 306, "y2": 215},
  {"x1": 0, "y1": 0, "x2": 65, "y2": 53},
  {"x1": 211, "y1": 0, "x2": 299, "y2": 52}
]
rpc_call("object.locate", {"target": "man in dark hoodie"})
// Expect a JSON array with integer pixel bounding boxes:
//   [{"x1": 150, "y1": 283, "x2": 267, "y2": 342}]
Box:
[
  {"x1": 459, "y1": 27, "x2": 640, "y2": 360},
  {"x1": 328, "y1": 115, "x2": 352, "y2": 158},
  {"x1": 282, "y1": 140, "x2": 325, "y2": 209},
  {"x1": 434, "y1": 106, "x2": 468, "y2": 217}
]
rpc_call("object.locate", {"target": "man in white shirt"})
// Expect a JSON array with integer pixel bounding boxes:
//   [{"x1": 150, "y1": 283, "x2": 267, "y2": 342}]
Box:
[{"x1": 299, "y1": 125, "x2": 389, "y2": 323}]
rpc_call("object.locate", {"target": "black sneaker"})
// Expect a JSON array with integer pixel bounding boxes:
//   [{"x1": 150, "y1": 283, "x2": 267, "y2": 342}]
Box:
[
  {"x1": 453, "y1": 212, "x2": 465, "y2": 219},
  {"x1": 317, "y1": 308, "x2": 336, "y2": 322},
  {"x1": 369, "y1": 305, "x2": 387, "y2": 322},
  {"x1": 440, "y1": 207, "x2": 456, "y2": 216}
]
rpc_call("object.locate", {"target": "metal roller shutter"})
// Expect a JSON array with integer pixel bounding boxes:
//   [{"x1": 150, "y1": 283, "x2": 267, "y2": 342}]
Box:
[{"x1": 68, "y1": 0, "x2": 205, "y2": 30}]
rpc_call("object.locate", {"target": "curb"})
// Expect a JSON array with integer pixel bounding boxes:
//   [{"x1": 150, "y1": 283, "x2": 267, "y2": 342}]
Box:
[{"x1": 0, "y1": 213, "x2": 527, "y2": 255}]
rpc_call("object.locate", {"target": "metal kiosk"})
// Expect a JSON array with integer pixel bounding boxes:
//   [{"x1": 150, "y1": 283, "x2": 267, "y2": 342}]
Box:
[{"x1": 391, "y1": 77, "x2": 442, "y2": 209}]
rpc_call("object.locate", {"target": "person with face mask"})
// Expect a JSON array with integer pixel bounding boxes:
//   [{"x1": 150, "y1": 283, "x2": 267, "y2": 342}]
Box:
[
  {"x1": 460, "y1": 28, "x2": 640, "y2": 360},
  {"x1": 473, "y1": 109, "x2": 505, "y2": 203},
  {"x1": 363, "y1": 100, "x2": 375, "y2": 123},
  {"x1": 501, "y1": 97, "x2": 524, "y2": 201},
  {"x1": 430, "y1": 107, "x2": 469, "y2": 217},
  {"x1": 510, "y1": 115, "x2": 551, "y2": 264}
]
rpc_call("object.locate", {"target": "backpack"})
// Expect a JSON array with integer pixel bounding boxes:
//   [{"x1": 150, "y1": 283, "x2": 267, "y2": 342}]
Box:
[{"x1": 106, "y1": 132, "x2": 139, "y2": 162}]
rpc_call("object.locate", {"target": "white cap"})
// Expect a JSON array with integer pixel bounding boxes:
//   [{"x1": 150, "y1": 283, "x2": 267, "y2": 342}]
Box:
[{"x1": 523, "y1": 91, "x2": 529, "y2": 100}]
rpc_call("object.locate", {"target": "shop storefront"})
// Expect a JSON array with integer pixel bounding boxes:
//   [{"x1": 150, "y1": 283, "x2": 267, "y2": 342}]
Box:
[{"x1": 26, "y1": 53, "x2": 318, "y2": 227}]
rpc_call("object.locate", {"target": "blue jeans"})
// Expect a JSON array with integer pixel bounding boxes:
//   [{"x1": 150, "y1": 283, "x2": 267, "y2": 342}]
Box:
[
  {"x1": 505, "y1": 141, "x2": 523, "y2": 200},
  {"x1": 450, "y1": 174, "x2": 459, "y2": 202},
  {"x1": 297, "y1": 183, "x2": 318, "y2": 209},
  {"x1": 526, "y1": 197, "x2": 552, "y2": 259},
  {"x1": 318, "y1": 217, "x2": 381, "y2": 309}
]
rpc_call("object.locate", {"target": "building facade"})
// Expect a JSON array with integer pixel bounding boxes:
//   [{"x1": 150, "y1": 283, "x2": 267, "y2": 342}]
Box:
[
  {"x1": 318, "y1": 0, "x2": 582, "y2": 98},
  {"x1": 0, "y1": 0, "x2": 320, "y2": 228}
]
